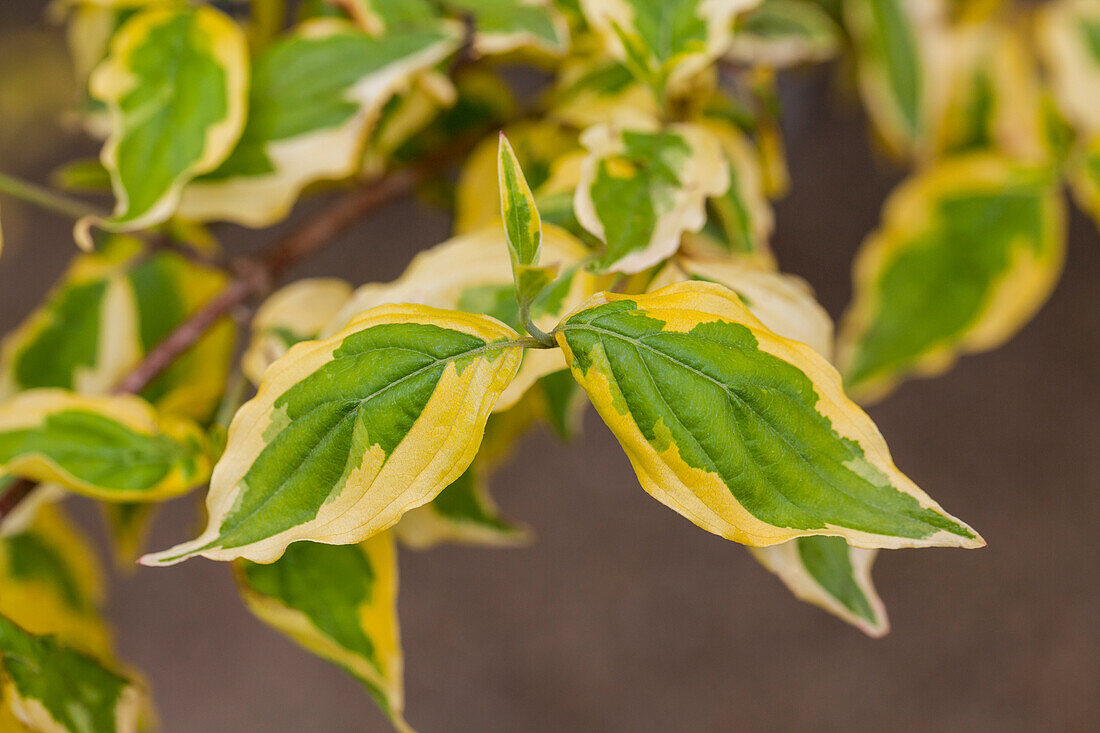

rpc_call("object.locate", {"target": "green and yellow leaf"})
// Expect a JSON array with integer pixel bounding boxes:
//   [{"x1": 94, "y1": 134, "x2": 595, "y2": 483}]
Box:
[
  {"x1": 727, "y1": 0, "x2": 841, "y2": 67},
  {"x1": 323, "y1": 225, "x2": 599, "y2": 410},
  {"x1": 750, "y1": 536, "x2": 889, "y2": 636},
  {"x1": 837, "y1": 154, "x2": 1064, "y2": 403},
  {"x1": 394, "y1": 405, "x2": 534, "y2": 549},
  {"x1": 178, "y1": 19, "x2": 463, "y2": 227},
  {"x1": 578, "y1": 0, "x2": 760, "y2": 92},
  {"x1": 0, "y1": 614, "x2": 142, "y2": 733},
  {"x1": 143, "y1": 305, "x2": 524, "y2": 565},
  {"x1": 0, "y1": 505, "x2": 112, "y2": 660},
  {"x1": 648, "y1": 255, "x2": 832, "y2": 357},
  {"x1": 844, "y1": 0, "x2": 950, "y2": 158},
  {"x1": 0, "y1": 235, "x2": 235, "y2": 422},
  {"x1": 442, "y1": 0, "x2": 570, "y2": 56},
  {"x1": 554, "y1": 281, "x2": 983, "y2": 549},
  {"x1": 85, "y1": 5, "x2": 248, "y2": 237},
  {"x1": 1035, "y1": 0, "x2": 1100, "y2": 135},
  {"x1": 242, "y1": 278, "x2": 354, "y2": 385},
  {"x1": 0, "y1": 390, "x2": 211, "y2": 502},
  {"x1": 234, "y1": 532, "x2": 410, "y2": 732},
  {"x1": 548, "y1": 52, "x2": 660, "y2": 131},
  {"x1": 574, "y1": 122, "x2": 730, "y2": 273}
]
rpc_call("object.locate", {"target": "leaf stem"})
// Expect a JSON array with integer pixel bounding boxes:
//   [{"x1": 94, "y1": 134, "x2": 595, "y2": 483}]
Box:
[
  {"x1": 0, "y1": 171, "x2": 103, "y2": 220},
  {"x1": 520, "y1": 307, "x2": 557, "y2": 348}
]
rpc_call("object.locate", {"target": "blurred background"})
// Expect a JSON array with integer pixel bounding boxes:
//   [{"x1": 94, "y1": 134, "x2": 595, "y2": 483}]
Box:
[{"x1": 1, "y1": 1, "x2": 1098, "y2": 731}]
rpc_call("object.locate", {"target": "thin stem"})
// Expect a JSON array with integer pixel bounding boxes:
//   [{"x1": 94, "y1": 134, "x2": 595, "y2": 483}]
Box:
[
  {"x1": 0, "y1": 171, "x2": 103, "y2": 220},
  {"x1": 0, "y1": 478, "x2": 36, "y2": 520},
  {"x1": 520, "y1": 307, "x2": 556, "y2": 348}
]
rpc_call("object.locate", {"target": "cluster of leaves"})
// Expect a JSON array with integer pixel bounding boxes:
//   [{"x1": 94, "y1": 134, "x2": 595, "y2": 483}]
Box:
[{"x1": 0, "y1": 0, "x2": 1097, "y2": 730}]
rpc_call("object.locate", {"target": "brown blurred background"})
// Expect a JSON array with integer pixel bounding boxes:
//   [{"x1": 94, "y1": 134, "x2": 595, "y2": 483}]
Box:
[{"x1": 1, "y1": 2, "x2": 1098, "y2": 731}]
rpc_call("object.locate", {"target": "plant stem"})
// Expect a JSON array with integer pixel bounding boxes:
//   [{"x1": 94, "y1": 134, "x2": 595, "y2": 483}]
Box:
[
  {"x1": 0, "y1": 171, "x2": 103, "y2": 220},
  {"x1": 0, "y1": 478, "x2": 36, "y2": 521}
]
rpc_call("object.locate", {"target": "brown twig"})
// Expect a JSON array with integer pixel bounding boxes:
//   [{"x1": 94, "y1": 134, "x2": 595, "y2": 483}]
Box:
[{"x1": 0, "y1": 478, "x2": 36, "y2": 521}]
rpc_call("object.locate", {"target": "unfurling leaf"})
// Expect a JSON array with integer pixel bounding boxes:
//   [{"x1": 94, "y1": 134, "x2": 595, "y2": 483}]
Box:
[
  {"x1": 498, "y1": 132, "x2": 543, "y2": 270},
  {"x1": 322, "y1": 225, "x2": 600, "y2": 410},
  {"x1": 750, "y1": 536, "x2": 889, "y2": 637},
  {"x1": 574, "y1": 122, "x2": 730, "y2": 273},
  {"x1": 727, "y1": 0, "x2": 842, "y2": 67},
  {"x1": 455, "y1": 121, "x2": 578, "y2": 235},
  {"x1": 143, "y1": 305, "x2": 525, "y2": 565},
  {"x1": 85, "y1": 5, "x2": 248, "y2": 237},
  {"x1": 838, "y1": 154, "x2": 1064, "y2": 403},
  {"x1": 554, "y1": 281, "x2": 983, "y2": 549},
  {"x1": 0, "y1": 235, "x2": 235, "y2": 422},
  {"x1": 178, "y1": 19, "x2": 463, "y2": 227},
  {"x1": 234, "y1": 532, "x2": 411, "y2": 732},
  {"x1": 242, "y1": 278, "x2": 354, "y2": 385},
  {"x1": 0, "y1": 614, "x2": 142, "y2": 733},
  {"x1": 0, "y1": 390, "x2": 211, "y2": 502}
]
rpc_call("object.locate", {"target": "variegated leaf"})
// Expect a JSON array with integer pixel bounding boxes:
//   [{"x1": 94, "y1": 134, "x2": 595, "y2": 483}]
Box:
[
  {"x1": 178, "y1": 19, "x2": 463, "y2": 227},
  {"x1": 1035, "y1": 0, "x2": 1100, "y2": 135},
  {"x1": 0, "y1": 235, "x2": 235, "y2": 422},
  {"x1": 727, "y1": 0, "x2": 841, "y2": 67},
  {"x1": 0, "y1": 505, "x2": 112, "y2": 659},
  {"x1": 361, "y1": 69, "x2": 457, "y2": 176},
  {"x1": 85, "y1": 5, "x2": 248, "y2": 237},
  {"x1": 681, "y1": 120, "x2": 774, "y2": 264},
  {"x1": 578, "y1": 0, "x2": 760, "y2": 92},
  {"x1": 441, "y1": 0, "x2": 569, "y2": 56},
  {"x1": 548, "y1": 53, "x2": 660, "y2": 131},
  {"x1": 648, "y1": 256, "x2": 832, "y2": 357},
  {"x1": 0, "y1": 614, "x2": 142, "y2": 733},
  {"x1": 323, "y1": 225, "x2": 599, "y2": 410},
  {"x1": 838, "y1": 154, "x2": 1064, "y2": 403},
  {"x1": 574, "y1": 122, "x2": 730, "y2": 273},
  {"x1": 455, "y1": 121, "x2": 578, "y2": 235},
  {"x1": 394, "y1": 403, "x2": 535, "y2": 549},
  {"x1": 143, "y1": 305, "x2": 525, "y2": 565},
  {"x1": 0, "y1": 390, "x2": 211, "y2": 502},
  {"x1": 242, "y1": 278, "x2": 354, "y2": 385},
  {"x1": 750, "y1": 537, "x2": 889, "y2": 636},
  {"x1": 844, "y1": 0, "x2": 951, "y2": 158},
  {"x1": 933, "y1": 23, "x2": 1047, "y2": 161},
  {"x1": 234, "y1": 532, "x2": 410, "y2": 732},
  {"x1": 554, "y1": 281, "x2": 983, "y2": 549}
]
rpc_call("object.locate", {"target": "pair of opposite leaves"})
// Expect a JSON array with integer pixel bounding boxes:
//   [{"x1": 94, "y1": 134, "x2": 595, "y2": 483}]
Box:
[{"x1": 143, "y1": 279, "x2": 982, "y2": 567}]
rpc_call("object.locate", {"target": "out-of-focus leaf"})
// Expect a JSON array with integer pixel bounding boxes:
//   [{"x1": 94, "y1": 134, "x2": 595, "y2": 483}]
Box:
[
  {"x1": 0, "y1": 389, "x2": 211, "y2": 502},
  {"x1": 1069, "y1": 133, "x2": 1100, "y2": 232},
  {"x1": 178, "y1": 19, "x2": 463, "y2": 227},
  {"x1": 242, "y1": 278, "x2": 354, "y2": 385},
  {"x1": 838, "y1": 155, "x2": 1064, "y2": 403},
  {"x1": 0, "y1": 613, "x2": 142, "y2": 733},
  {"x1": 234, "y1": 532, "x2": 410, "y2": 731},
  {"x1": 0, "y1": 504, "x2": 112, "y2": 659},
  {"x1": 578, "y1": 0, "x2": 760, "y2": 92},
  {"x1": 555, "y1": 281, "x2": 984, "y2": 549},
  {"x1": 143, "y1": 305, "x2": 524, "y2": 565},
  {"x1": 574, "y1": 122, "x2": 729, "y2": 273},
  {"x1": 1035, "y1": 0, "x2": 1100, "y2": 136},
  {"x1": 548, "y1": 52, "x2": 660, "y2": 130},
  {"x1": 681, "y1": 120, "x2": 774, "y2": 265},
  {"x1": 442, "y1": 0, "x2": 570, "y2": 56},
  {"x1": 0, "y1": 235, "x2": 235, "y2": 422},
  {"x1": 727, "y1": 0, "x2": 841, "y2": 67}
]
